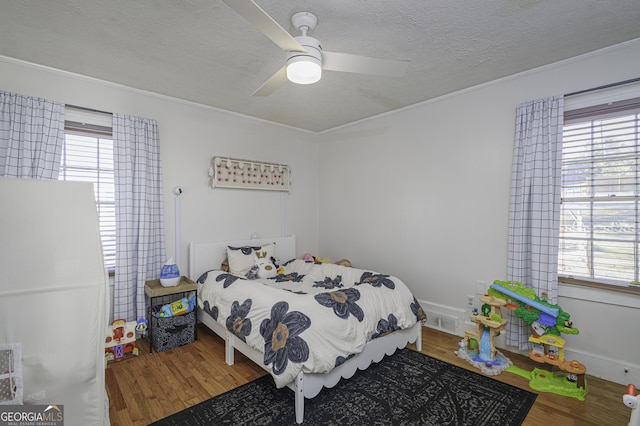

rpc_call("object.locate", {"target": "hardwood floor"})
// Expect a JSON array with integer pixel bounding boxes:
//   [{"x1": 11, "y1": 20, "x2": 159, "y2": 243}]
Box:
[{"x1": 106, "y1": 324, "x2": 630, "y2": 425}]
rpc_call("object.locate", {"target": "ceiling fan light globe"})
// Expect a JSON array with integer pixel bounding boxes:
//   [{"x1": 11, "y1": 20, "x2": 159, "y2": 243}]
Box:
[{"x1": 286, "y1": 57, "x2": 322, "y2": 84}]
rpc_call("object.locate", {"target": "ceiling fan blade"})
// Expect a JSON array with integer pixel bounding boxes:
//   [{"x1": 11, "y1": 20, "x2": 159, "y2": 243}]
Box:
[
  {"x1": 322, "y1": 51, "x2": 409, "y2": 77},
  {"x1": 223, "y1": 0, "x2": 306, "y2": 52},
  {"x1": 251, "y1": 66, "x2": 288, "y2": 96}
]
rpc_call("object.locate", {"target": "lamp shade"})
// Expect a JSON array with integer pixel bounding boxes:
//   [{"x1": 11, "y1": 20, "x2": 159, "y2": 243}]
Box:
[
  {"x1": 287, "y1": 56, "x2": 322, "y2": 84},
  {"x1": 287, "y1": 35, "x2": 323, "y2": 85}
]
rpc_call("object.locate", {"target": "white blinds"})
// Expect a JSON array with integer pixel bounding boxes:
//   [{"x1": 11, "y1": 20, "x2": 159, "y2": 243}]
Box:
[
  {"x1": 60, "y1": 107, "x2": 115, "y2": 270},
  {"x1": 559, "y1": 98, "x2": 640, "y2": 284}
]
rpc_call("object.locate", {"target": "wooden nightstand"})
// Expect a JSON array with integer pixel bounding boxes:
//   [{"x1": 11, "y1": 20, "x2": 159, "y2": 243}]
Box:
[{"x1": 144, "y1": 277, "x2": 197, "y2": 353}]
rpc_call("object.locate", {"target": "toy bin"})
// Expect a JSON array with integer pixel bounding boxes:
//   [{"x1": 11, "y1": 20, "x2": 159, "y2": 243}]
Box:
[{"x1": 150, "y1": 310, "x2": 196, "y2": 352}]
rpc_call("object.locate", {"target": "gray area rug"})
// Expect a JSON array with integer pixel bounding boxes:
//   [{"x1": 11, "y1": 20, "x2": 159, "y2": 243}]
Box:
[{"x1": 150, "y1": 348, "x2": 536, "y2": 425}]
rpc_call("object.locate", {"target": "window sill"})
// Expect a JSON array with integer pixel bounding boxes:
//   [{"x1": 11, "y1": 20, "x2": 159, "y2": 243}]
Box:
[
  {"x1": 559, "y1": 276, "x2": 640, "y2": 295},
  {"x1": 558, "y1": 277, "x2": 640, "y2": 309}
]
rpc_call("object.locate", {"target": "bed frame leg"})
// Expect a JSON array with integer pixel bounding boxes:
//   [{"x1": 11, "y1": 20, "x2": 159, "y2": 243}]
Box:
[
  {"x1": 416, "y1": 324, "x2": 423, "y2": 352},
  {"x1": 225, "y1": 333, "x2": 235, "y2": 365},
  {"x1": 294, "y1": 372, "x2": 304, "y2": 424}
]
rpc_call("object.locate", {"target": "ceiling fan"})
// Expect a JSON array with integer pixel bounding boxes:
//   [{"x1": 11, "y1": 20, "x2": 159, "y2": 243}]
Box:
[{"x1": 223, "y1": 0, "x2": 410, "y2": 96}]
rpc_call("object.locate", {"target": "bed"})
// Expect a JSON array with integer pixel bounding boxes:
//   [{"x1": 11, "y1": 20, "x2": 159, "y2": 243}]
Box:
[{"x1": 189, "y1": 235, "x2": 425, "y2": 424}]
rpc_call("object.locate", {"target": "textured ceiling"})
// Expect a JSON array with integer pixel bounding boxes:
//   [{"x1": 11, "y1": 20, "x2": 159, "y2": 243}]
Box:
[{"x1": 1, "y1": 0, "x2": 639, "y2": 132}]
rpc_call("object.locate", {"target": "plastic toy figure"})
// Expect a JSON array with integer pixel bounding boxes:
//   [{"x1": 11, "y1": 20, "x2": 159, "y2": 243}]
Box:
[
  {"x1": 624, "y1": 384, "x2": 639, "y2": 426},
  {"x1": 105, "y1": 319, "x2": 138, "y2": 362}
]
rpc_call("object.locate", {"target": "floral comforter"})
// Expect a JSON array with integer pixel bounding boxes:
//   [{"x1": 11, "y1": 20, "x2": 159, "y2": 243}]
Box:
[{"x1": 196, "y1": 259, "x2": 426, "y2": 388}]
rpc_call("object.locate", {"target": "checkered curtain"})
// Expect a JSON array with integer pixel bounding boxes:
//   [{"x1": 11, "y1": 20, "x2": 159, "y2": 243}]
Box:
[
  {"x1": 113, "y1": 114, "x2": 166, "y2": 322},
  {"x1": 0, "y1": 91, "x2": 64, "y2": 178},
  {"x1": 506, "y1": 96, "x2": 564, "y2": 350}
]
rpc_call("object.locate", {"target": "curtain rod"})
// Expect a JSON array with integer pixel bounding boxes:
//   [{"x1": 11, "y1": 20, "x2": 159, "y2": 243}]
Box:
[
  {"x1": 66, "y1": 104, "x2": 113, "y2": 116},
  {"x1": 564, "y1": 77, "x2": 640, "y2": 98}
]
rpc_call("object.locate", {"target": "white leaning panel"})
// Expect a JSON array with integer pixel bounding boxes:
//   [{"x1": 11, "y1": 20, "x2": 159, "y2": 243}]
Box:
[{"x1": 0, "y1": 178, "x2": 108, "y2": 426}]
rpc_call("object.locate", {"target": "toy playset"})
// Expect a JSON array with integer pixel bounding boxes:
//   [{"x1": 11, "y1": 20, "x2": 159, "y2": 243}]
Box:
[
  {"x1": 457, "y1": 279, "x2": 588, "y2": 400},
  {"x1": 105, "y1": 319, "x2": 139, "y2": 363},
  {"x1": 455, "y1": 293, "x2": 512, "y2": 375}
]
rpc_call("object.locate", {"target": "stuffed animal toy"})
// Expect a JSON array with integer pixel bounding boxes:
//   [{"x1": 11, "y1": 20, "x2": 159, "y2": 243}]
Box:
[
  {"x1": 135, "y1": 317, "x2": 148, "y2": 332},
  {"x1": 270, "y1": 256, "x2": 285, "y2": 274},
  {"x1": 335, "y1": 259, "x2": 352, "y2": 267},
  {"x1": 256, "y1": 251, "x2": 277, "y2": 278},
  {"x1": 246, "y1": 251, "x2": 277, "y2": 279},
  {"x1": 303, "y1": 253, "x2": 330, "y2": 264}
]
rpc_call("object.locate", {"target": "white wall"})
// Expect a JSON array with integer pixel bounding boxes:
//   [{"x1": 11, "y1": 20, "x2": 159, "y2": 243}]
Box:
[
  {"x1": 2, "y1": 37, "x2": 639, "y2": 386},
  {"x1": 318, "y1": 39, "x2": 640, "y2": 385},
  {"x1": 0, "y1": 56, "x2": 320, "y2": 276}
]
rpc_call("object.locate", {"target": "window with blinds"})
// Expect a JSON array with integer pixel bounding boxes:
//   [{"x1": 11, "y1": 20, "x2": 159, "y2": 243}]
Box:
[
  {"x1": 59, "y1": 108, "x2": 115, "y2": 271},
  {"x1": 559, "y1": 97, "x2": 640, "y2": 288}
]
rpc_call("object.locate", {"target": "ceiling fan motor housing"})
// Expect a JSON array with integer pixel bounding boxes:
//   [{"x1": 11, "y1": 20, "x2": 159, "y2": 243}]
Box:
[{"x1": 287, "y1": 36, "x2": 322, "y2": 65}]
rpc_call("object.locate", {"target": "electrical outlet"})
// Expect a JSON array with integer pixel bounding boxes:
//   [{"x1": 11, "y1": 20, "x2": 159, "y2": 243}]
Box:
[
  {"x1": 624, "y1": 366, "x2": 630, "y2": 374},
  {"x1": 467, "y1": 295, "x2": 474, "y2": 307}
]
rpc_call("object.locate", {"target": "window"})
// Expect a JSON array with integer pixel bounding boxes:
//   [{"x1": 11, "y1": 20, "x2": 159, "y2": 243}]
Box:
[
  {"x1": 0, "y1": 343, "x2": 22, "y2": 404},
  {"x1": 559, "y1": 97, "x2": 640, "y2": 290},
  {"x1": 59, "y1": 109, "x2": 115, "y2": 271}
]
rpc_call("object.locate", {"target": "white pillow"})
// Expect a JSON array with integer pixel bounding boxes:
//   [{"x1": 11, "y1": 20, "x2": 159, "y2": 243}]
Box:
[{"x1": 226, "y1": 243, "x2": 275, "y2": 277}]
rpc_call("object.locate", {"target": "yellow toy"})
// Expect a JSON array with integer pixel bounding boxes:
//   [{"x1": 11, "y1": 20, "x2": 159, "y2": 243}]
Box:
[
  {"x1": 162, "y1": 298, "x2": 188, "y2": 317},
  {"x1": 302, "y1": 253, "x2": 330, "y2": 263}
]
